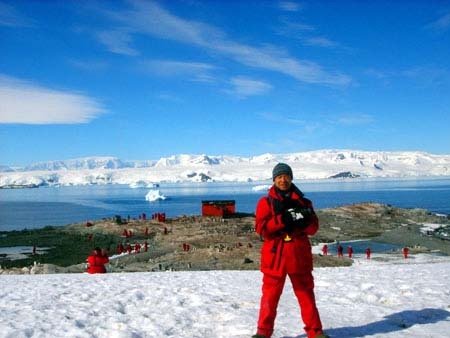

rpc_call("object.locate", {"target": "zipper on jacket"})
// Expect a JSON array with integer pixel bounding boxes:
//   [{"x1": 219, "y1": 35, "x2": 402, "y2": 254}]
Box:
[
  {"x1": 276, "y1": 240, "x2": 285, "y2": 271},
  {"x1": 269, "y1": 238, "x2": 280, "y2": 269}
]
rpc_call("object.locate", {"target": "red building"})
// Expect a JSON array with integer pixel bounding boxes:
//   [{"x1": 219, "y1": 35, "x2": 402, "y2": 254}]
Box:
[{"x1": 201, "y1": 200, "x2": 235, "y2": 217}]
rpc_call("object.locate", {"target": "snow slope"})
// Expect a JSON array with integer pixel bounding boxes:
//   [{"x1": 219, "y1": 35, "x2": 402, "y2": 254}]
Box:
[
  {"x1": 0, "y1": 254, "x2": 449, "y2": 338},
  {"x1": 1, "y1": 150, "x2": 450, "y2": 188}
]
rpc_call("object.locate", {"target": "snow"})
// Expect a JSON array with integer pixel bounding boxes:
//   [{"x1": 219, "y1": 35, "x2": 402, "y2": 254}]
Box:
[
  {"x1": 2, "y1": 150, "x2": 450, "y2": 188},
  {"x1": 420, "y1": 223, "x2": 443, "y2": 234},
  {"x1": 1, "y1": 255, "x2": 449, "y2": 338},
  {"x1": 145, "y1": 189, "x2": 167, "y2": 202},
  {"x1": 130, "y1": 181, "x2": 159, "y2": 189},
  {"x1": 251, "y1": 184, "x2": 271, "y2": 192}
]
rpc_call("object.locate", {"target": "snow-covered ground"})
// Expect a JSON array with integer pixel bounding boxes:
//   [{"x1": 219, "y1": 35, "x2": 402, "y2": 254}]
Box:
[{"x1": 1, "y1": 254, "x2": 449, "y2": 338}]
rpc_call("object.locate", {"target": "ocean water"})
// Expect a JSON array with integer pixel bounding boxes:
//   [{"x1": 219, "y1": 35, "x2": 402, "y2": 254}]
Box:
[
  {"x1": 325, "y1": 240, "x2": 402, "y2": 255},
  {"x1": 1, "y1": 177, "x2": 450, "y2": 231}
]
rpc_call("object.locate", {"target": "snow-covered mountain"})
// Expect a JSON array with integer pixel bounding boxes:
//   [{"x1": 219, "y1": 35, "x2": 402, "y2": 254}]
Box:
[
  {"x1": 1, "y1": 150, "x2": 450, "y2": 188},
  {"x1": 19, "y1": 156, "x2": 157, "y2": 171}
]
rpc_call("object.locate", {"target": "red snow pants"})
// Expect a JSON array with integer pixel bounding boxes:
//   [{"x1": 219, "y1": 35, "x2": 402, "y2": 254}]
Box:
[{"x1": 256, "y1": 272, "x2": 323, "y2": 338}]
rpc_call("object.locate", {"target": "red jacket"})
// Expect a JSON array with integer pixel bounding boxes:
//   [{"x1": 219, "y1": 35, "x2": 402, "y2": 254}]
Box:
[
  {"x1": 255, "y1": 184, "x2": 319, "y2": 276},
  {"x1": 86, "y1": 254, "x2": 109, "y2": 274}
]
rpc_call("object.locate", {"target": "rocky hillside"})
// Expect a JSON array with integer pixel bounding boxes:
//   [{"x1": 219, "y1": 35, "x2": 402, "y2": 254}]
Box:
[{"x1": 1, "y1": 203, "x2": 449, "y2": 274}]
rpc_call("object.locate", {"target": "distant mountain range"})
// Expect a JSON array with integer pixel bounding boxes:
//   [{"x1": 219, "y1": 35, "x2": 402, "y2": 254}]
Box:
[
  {"x1": 1, "y1": 157, "x2": 156, "y2": 172},
  {"x1": 1, "y1": 150, "x2": 449, "y2": 188}
]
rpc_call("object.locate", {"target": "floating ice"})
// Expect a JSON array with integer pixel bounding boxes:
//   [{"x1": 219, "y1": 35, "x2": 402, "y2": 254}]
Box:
[
  {"x1": 145, "y1": 189, "x2": 166, "y2": 202},
  {"x1": 252, "y1": 184, "x2": 271, "y2": 192},
  {"x1": 130, "y1": 181, "x2": 159, "y2": 189}
]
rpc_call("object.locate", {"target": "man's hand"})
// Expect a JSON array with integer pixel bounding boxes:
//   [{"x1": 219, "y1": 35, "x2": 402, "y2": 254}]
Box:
[
  {"x1": 287, "y1": 208, "x2": 305, "y2": 221},
  {"x1": 282, "y1": 207, "x2": 313, "y2": 232}
]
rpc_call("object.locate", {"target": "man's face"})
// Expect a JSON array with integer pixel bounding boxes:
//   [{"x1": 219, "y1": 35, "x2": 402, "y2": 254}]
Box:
[{"x1": 274, "y1": 174, "x2": 292, "y2": 191}]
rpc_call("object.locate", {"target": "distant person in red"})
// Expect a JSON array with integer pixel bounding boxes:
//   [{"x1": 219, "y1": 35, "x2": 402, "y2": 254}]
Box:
[
  {"x1": 144, "y1": 241, "x2": 148, "y2": 252},
  {"x1": 403, "y1": 247, "x2": 409, "y2": 259},
  {"x1": 337, "y1": 244, "x2": 343, "y2": 258},
  {"x1": 127, "y1": 243, "x2": 132, "y2": 254},
  {"x1": 347, "y1": 246, "x2": 353, "y2": 258},
  {"x1": 366, "y1": 247, "x2": 371, "y2": 259},
  {"x1": 134, "y1": 243, "x2": 141, "y2": 253},
  {"x1": 86, "y1": 247, "x2": 109, "y2": 274},
  {"x1": 321, "y1": 245, "x2": 328, "y2": 256}
]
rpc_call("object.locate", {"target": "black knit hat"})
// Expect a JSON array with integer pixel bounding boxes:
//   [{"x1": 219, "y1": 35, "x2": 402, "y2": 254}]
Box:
[{"x1": 272, "y1": 163, "x2": 293, "y2": 181}]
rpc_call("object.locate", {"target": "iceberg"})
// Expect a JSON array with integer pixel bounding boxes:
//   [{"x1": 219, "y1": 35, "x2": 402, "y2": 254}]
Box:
[
  {"x1": 145, "y1": 189, "x2": 167, "y2": 202},
  {"x1": 252, "y1": 184, "x2": 271, "y2": 192},
  {"x1": 130, "y1": 181, "x2": 159, "y2": 189}
]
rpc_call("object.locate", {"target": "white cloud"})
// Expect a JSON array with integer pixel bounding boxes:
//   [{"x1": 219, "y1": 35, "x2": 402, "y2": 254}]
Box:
[
  {"x1": 96, "y1": 1, "x2": 351, "y2": 86},
  {"x1": 401, "y1": 66, "x2": 450, "y2": 87},
  {"x1": 226, "y1": 76, "x2": 272, "y2": 98},
  {"x1": 335, "y1": 113, "x2": 375, "y2": 126},
  {"x1": 96, "y1": 30, "x2": 139, "y2": 56},
  {"x1": 257, "y1": 111, "x2": 307, "y2": 126},
  {"x1": 0, "y1": 75, "x2": 105, "y2": 124},
  {"x1": 141, "y1": 60, "x2": 216, "y2": 82},
  {"x1": 156, "y1": 92, "x2": 184, "y2": 102},
  {"x1": 276, "y1": 17, "x2": 315, "y2": 37},
  {"x1": 365, "y1": 68, "x2": 391, "y2": 80},
  {"x1": 278, "y1": 1, "x2": 303, "y2": 12},
  {"x1": 426, "y1": 12, "x2": 450, "y2": 32},
  {"x1": 0, "y1": 2, "x2": 33, "y2": 27},
  {"x1": 257, "y1": 111, "x2": 280, "y2": 121},
  {"x1": 305, "y1": 36, "x2": 338, "y2": 48},
  {"x1": 68, "y1": 59, "x2": 109, "y2": 71}
]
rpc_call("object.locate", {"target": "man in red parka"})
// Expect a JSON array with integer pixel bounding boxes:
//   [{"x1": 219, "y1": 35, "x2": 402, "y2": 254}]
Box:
[
  {"x1": 253, "y1": 163, "x2": 328, "y2": 338},
  {"x1": 86, "y1": 247, "x2": 109, "y2": 274}
]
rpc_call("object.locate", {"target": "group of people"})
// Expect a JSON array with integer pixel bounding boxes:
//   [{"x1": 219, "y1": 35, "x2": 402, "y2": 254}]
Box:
[
  {"x1": 152, "y1": 212, "x2": 166, "y2": 222},
  {"x1": 322, "y1": 244, "x2": 410, "y2": 259},
  {"x1": 115, "y1": 241, "x2": 149, "y2": 255},
  {"x1": 87, "y1": 218, "x2": 156, "y2": 274},
  {"x1": 87, "y1": 241, "x2": 151, "y2": 274},
  {"x1": 322, "y1": 244, "x2": 357, "y2": 258}
]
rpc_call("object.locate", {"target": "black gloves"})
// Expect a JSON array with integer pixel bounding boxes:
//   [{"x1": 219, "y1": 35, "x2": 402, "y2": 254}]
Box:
[
  {"x1": 282, "y1": 207, "x2": 312, "y2": 232},
  {"x1": 272, "y1": 197, "x2": 313, "y2": 233}
]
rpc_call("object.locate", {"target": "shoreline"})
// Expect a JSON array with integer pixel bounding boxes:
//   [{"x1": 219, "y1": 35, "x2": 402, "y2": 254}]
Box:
[
  {"x1": 1, "y1": 203, "x2": 449, "y2": 274},
  {"x1": 2, "y1": 174, "x2": 450, "y2": 190}
]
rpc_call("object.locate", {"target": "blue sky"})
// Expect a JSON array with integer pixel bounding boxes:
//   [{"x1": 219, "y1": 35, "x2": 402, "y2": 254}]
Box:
[{"x1": 1, "y1": 0, "x2": 450, "y2": 166}]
